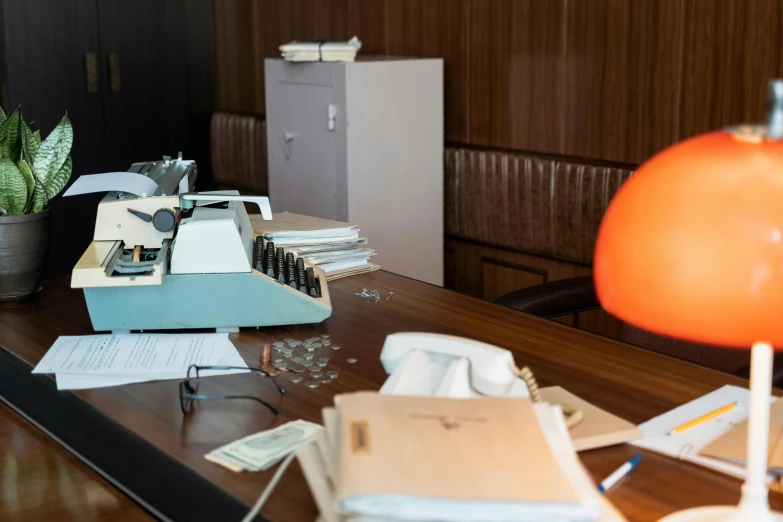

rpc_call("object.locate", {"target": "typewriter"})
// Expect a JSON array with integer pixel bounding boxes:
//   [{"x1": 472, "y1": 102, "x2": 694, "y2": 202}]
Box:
[{"x1": 68, "y1": 155, "x2": 332, "y2": 332}]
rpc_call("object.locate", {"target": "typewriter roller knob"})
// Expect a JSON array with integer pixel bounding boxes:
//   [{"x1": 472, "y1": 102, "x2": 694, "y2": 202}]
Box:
[{"x1": 152, "y1": 208, "x2": 177, "y2": 232}]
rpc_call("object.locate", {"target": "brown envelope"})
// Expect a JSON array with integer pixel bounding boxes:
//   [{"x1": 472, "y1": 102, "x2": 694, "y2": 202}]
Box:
[
  {"x1": 335, "y1": 392, "x2": 580, "y2": 505},
  {"x1": 539, "y1": 386, "x2": 643, "y2": 452},
  {"x1": 700, "y1": 399, "x2": 783, "y2": 470}
]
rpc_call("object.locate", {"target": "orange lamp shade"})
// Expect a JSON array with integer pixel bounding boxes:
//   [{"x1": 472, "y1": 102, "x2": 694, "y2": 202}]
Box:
[{"x1": 594, "y1": 131, "x2": 783, "y2": 348}]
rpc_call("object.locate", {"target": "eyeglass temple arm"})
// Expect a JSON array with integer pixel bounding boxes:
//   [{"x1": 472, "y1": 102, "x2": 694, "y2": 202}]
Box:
[
  {"x1": 192, "y1": 365, "x2": 286, "y2": 395},
  {"x1": 187, "y1": 394, "x2": 280, "y2": 416}
]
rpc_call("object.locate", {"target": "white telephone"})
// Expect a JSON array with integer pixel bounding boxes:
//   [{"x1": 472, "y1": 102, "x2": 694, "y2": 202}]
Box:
[{"x1": 379, "y1": 332, "x2": 532, "y2": 399}]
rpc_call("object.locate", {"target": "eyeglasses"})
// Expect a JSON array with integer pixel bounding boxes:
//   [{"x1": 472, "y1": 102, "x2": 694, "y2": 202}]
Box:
[{"x1": 179, "y1": 365, "x2": 286, "y2": 415}]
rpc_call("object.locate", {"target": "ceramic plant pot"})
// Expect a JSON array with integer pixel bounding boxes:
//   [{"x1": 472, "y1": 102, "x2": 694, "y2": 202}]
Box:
[{"x1": 0, "y1": 207, "x2": 50, "y2": 301}]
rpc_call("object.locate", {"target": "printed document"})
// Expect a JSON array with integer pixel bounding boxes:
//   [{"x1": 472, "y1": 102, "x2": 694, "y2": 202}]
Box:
[{"x1": 32, "y1": 333, "x2": 248, "y2": 390}]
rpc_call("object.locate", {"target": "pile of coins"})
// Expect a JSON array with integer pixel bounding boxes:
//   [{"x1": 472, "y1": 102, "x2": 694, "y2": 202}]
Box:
[{"x1": 260, "y1": 334, "x2": 348, "y2": 389}]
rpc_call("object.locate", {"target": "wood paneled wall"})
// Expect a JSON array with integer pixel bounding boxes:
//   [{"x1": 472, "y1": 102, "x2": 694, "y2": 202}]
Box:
[{"x1": 214, "y1": 0, "x2": 783, "y2": 165}]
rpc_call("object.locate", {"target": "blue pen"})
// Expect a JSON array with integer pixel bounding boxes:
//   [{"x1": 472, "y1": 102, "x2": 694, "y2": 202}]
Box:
[{"x1": 597, "y1": 455, "x2": 642, "y2": 493}]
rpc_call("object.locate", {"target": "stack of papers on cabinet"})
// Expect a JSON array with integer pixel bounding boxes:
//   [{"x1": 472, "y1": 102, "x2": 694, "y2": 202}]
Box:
[
  {"x1": 301, "y1": 392, "x2": 626, "y2": 522},
  {"x1": 32, "y1": 333, "x2": 248, "y2": 390},
  {"x1": 250, "y1": 212, "x2": 379, "y2": 280},
  {"x1": 279, "y1": 36, "x2": 362, "y2": 62}
]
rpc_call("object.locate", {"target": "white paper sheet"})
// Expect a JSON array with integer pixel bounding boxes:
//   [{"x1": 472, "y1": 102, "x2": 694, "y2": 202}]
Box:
[
  {"x1": 34, "y1": 333, "x2": 238, "y2": 375},
  {"x1": 265, "y1": 233, "x2": 360, "y2": 246},
  {"x1": 267, "y1": 226, "x2": 359, "y2": 240},
  {"x1": 63, "y1": 172, "x2": 159, "y2": 197},
  {"x1": 35, "y1": 333, "x2": 250, "y2": 390},
  {"x1": 320, "y1": 259, "x2": 373, "y2": 274},
  {"x1": 303, "y1": 249, "x2": 376, "y2": 264},
  {"x1": 52, "y1": 337, "x2": 249, "y2": 390},
  {"x1": 56, "y1": 374, "x2": 154, "y2": 390},
  {"x1": 630, "y1": 385, "x2": 777, "y2": 481}
]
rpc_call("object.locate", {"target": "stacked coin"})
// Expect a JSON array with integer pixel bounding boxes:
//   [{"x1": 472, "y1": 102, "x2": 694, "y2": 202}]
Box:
[
  {"x1": 261, "y1": 334, "x2": 357, "y2": 388},
  {"x1": 260, "y1": 334, "x2": 350, "y2": 389}
]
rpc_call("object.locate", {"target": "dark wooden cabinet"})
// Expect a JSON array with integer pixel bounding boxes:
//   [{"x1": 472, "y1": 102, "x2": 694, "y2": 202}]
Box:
[
  {"x1": 97, "y1": 0, "x2": 191, "y2": 172},
  {"x1": 1, "y1": 0, "x2": 107, "y2": 176},
  {"x1": 0, "y1": 0, "x2": 213, "y2": 272}
]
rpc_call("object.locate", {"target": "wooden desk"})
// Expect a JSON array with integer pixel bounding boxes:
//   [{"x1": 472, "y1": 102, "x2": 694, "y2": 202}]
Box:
[
  {"x1": 0, "y1": 402, "x2": 153, "y2": 521},
  {"x1": 0, "y1": 271, "x2": 776, "y2": 522}
]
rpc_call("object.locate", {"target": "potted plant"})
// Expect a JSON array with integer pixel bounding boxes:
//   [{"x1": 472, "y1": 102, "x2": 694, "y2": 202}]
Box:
[{"x1": 0, "y1": 107, "x2": 72, "y2": 301}]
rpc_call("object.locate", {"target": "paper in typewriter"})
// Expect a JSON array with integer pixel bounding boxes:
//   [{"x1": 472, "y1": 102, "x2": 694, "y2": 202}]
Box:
[{"x1": 335, "y1": 392, "x2": 585, "y2": 521}]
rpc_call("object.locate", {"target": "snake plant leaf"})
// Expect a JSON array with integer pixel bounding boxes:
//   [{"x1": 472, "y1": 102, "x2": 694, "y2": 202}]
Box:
[
  {"x1": 17, "y1": 159, "x2": 35, "y2": 213},
  {"x1": 32, "y1": 113, "x2": 72, "y2": 187},
  {"x1": 0, "y1": 158, "x2": 29, "y2": 215},
  {"x1": 0, "y1": 108, "x2": 21, "y2": 160},
  {"x1": 33, "y1": 130, "x2": 41, "y2": 144},
  {"x1": 0, "y1": 106, "x2": 6, "y2": 127},
  {"x1": 21, "y1": 120, "x2": 39, "y2": 164},
  {"x1": 31, "y1": 174, "x2": 48, "y2": 213},
  {"x1": 44, "y1": 154, "x2": 71, "y2": 199}
]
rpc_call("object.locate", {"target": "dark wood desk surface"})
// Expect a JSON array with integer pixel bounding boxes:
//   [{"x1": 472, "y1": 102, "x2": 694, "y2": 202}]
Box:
[
  {"x1": 0, "y1": 402, "x2": 153, "y2": 521},
  {"x1": 0, "y1": 271, "x2": 776, "y2": 522}
]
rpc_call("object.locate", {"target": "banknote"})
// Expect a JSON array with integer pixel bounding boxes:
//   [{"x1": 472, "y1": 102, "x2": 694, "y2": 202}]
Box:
[
  {"x1": 205, "y1": 450, "x2": 251, "y2": 472},
  {"x1": 206, "y1": 419, "x2": 323, "y2": 472}
]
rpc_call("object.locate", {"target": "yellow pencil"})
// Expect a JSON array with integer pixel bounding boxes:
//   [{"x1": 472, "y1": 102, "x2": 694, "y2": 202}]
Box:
[{"x1": 669, "y1": 402, "x2": 737, "y2": 435}]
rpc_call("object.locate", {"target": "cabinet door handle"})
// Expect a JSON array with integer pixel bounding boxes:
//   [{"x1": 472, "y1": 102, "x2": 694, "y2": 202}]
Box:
[
  {"x1": 328, "y1": 104, "x2": 337, "y2": 131},
  {"x1": 108, "y1": 52, "x2": 121, "y2": 92},
  {"x1": 84, "y1": 52, "x2": 99, "y2": 94}
]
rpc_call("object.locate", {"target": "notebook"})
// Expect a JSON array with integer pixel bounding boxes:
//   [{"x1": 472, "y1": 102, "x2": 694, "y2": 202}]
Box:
[
  {"x1": 540, "y1": 386, "x2": 643, "y2": 451},
  {"x1": 630, "y1": 385, "x2": 778, "y2": 485},
  {"x1": 334, "y1": 392, "x2": 596, "y2": 522}
]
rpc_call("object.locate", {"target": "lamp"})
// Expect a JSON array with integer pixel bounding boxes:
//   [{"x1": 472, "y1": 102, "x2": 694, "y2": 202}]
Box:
[{"x1": 594, "y1": 80, "x2": 783, "y2": 522}]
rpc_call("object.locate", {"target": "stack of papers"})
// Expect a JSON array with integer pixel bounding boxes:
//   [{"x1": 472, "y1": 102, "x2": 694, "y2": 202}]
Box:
[
  {"x1": 306, "y1": 392, "x2": 625, "y2": 522},
  {"x1": 279, "y1": 36, "x2": 362, "y2": 62},
  {"x1": 206, "y1": 420, "x2": 323, "y2": 472},
  {"x1": 251, "y1": 212, "x2": 379, "y2": 280},
  {"x1": 33, "y1": 333, "x2": 249, "y2": 390}
]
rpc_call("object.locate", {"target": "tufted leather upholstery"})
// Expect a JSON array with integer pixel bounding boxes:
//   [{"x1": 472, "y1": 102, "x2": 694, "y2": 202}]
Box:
[
  {"x1": 445, "y1": 147, "x2": 633, "y2": 265},
  {"x1": 210, "y1": 112, "x2": 268, "y2": 194}
]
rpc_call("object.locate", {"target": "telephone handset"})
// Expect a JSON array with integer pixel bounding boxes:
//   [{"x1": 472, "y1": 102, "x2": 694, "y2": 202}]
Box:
[
  {"x1": 379, "y1": 332, "x2": 584, "y2": 427},
  {"x1": 379, "y1": 332, "x2": 531, "y2": 398}
]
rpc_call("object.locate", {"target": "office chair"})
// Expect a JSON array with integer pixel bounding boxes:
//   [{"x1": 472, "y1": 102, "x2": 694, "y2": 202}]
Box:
[{"x1": 494, "y1": 276, "x2": 783, "y2": 385}]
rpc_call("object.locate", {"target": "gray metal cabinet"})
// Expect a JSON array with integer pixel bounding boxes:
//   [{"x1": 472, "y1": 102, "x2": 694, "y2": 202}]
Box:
[{"x1": 265, "y1": 58, "x2": 444, "y2": 286}]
